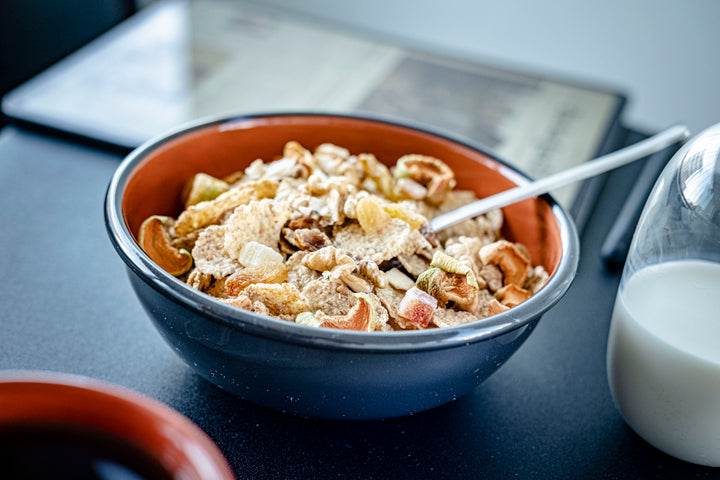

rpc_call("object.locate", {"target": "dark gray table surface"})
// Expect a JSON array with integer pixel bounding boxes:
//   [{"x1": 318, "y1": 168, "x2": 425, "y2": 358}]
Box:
[{"x1": 0, "y1": 125, "x2": 714, "y2": 479}]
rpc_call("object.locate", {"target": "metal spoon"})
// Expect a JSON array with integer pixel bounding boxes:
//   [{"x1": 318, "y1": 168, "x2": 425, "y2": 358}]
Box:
[{"x1": 430, "y1": 124, "x2": 691, "y2": 231}]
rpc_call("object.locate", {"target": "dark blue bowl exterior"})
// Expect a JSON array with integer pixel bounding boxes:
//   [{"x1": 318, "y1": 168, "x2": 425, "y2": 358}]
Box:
[
  {"x1": 128, "y1": 268, "x2": 539, "y2": 419},
  {"x1": 106, "y1": 113, "x2": 578, "y2": 420}
]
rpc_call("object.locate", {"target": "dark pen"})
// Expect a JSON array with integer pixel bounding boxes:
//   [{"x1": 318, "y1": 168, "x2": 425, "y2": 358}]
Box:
[{"x1": 600, "y1": 141, "x2": 682, "y2": 270}]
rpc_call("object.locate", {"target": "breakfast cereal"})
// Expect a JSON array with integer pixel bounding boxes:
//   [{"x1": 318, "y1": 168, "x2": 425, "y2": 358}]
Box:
[{"x1": 138, "y1": 141, "x2": 548, "y2": 331}]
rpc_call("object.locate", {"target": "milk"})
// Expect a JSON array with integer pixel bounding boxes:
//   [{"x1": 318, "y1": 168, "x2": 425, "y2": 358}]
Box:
[{"x1": 607, "y1": 259, "x2": 720, "y2": 466}]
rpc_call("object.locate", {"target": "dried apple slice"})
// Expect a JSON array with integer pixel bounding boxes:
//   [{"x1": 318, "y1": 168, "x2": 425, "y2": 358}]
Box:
[
  {"x1": 494, "y1": 284, "x2": 531, "y2": 308},
  {"x1": 416, "y1": 252, "x2": 480, "y2": 312},
  {"x1": 479, "y1": 240, "x2": 531, "y2": 287},
  {"x1": 487, "y1": 298, "x2": 510, "y2": 316},
  {"x1": 394, "y1": 154, "x2": 456, "y2": 204},
  {"x1": 319, "y1": 293, "x2": 379, "y2": 331}
]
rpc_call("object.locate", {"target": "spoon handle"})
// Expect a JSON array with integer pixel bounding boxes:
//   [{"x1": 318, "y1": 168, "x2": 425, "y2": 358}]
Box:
[{"x1": 430, "y1": 124, "x2": 691, "y2": 232}]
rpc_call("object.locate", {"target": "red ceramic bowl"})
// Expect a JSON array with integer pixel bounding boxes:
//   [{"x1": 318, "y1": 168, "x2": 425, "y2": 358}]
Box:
[
  {"x1": 105, "y1": 113, "x2": 579, "y2": 419},
  {"x1": 0, "y1": 371, "x2": 234, "y2": 480}
]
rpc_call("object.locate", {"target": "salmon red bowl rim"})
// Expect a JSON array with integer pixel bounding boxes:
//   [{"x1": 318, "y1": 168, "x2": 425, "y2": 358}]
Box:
[
  {"x1": 0, "y1": 370, "x2": 235, "y2": 479},
  {"x1": 104, "y1": 112, "x2": 579, "y2": 353}
]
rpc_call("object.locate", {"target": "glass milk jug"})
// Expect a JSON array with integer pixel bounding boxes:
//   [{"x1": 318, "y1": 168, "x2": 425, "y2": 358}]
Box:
[{"x1": 606, "y1": 123, "x2": 720, "y2": 466}]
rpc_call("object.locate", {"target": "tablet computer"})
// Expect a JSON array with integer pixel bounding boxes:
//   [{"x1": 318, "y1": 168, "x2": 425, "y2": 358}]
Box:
[{"x1": 2, "y1": 0, "x2": 626, "y2": 223}]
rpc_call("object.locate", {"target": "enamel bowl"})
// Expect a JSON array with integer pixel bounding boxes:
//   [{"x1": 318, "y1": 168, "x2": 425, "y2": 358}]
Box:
[
  {"x1": 0, "y1": 371, "x2": 234, "y2": 479},
  {"x1": 105, "y1": 113, "x2": 579, "y2": 419}
]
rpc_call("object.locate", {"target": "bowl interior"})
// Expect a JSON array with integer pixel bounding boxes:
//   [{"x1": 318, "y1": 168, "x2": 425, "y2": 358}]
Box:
[{"x1": 122, "y1": 114, "x2": 563, "y2": 275}]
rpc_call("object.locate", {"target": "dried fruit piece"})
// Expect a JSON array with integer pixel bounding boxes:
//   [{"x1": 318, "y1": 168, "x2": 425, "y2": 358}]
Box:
[
  {"x1": 395, "y1": 178, "x2": 427, "y2": 200},
  {"x1": 358, "y1": 153, "x2": 394, "y2": 198},
  {"x1": 138, "y1": 216, "x2": 193, "y2": 276},
  {"x1": 494, "y1": 284, "x2": 531, "y2": 308},
  {"x1": 342, "y1": 191, "x2": 370, "y2": 219},
  {"x1": 394, "y1": 154, "x2": 456, "y2": 204},
  {"x1": 319, "y1": 293, "x2": 379, "y2": 331},
  {"x1": 430, "y1": 251, "x2": 479, "y2": 289},
  {"x1": 444, "y1": 235, "x2": 485, "y2": 280},
  {"x1": 397, "y1": 286, "x2": 437, "y2": 328},
  {"x1": 183, "y1": 173, "x2": 229, "y2": 208},
  {"x1": 356, "y1": 197, "x2": 391, "y2": 234},
  {"x1": 385, "y1": 268, "x2": 416, "y2": 291},
  {"x1": 237, "y1": 241, "x2": 284, "y2": 267},
  {"x1": 295, "y1": 311, "x2": 322, "y2": 328},
  {"x1": 381, "y1": 203, "x2": 427, "y2": 229},
  {"x1": 487, "y1": 298, "x2": 510, "y2": 316},
  {"x1": 226, "y1": 263, "x2": 289, "y2": 296},
  {"x1": 416, "y1": 252, "x2": 480, "y2": 312},
  {"x1": 416, "y1": 268, "x2": 447, "y2": 299},
  {"x1": 479, "y1": 240, "x2": 531, "y2": 287}
]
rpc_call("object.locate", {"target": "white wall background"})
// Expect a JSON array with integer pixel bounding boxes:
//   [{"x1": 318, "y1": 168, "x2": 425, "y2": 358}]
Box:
[{"x1": 256, "y1": 0, "x2": 719, "y2": 136}]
